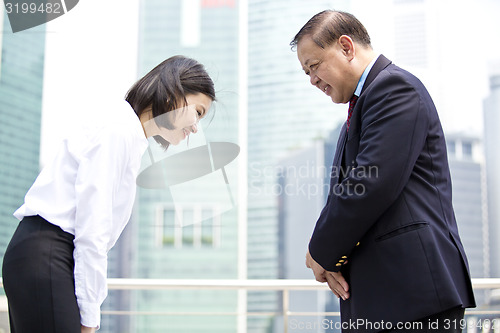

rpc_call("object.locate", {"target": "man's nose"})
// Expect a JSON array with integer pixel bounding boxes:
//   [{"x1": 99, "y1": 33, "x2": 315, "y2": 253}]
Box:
[{"x1": 310, "y1": 74, "x2": 320, "y2": 87}]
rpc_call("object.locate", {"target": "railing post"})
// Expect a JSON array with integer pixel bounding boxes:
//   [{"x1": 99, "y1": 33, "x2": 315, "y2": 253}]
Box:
[
  {"x1": 237, "y1": 289, "x2": 247, "y2": 333},
  {"x1": 283, "y1": 289, "x2": 289, "y2": 333}
]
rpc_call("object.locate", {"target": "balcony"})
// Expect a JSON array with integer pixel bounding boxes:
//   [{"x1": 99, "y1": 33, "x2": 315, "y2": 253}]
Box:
[{"x1": 1, "y1": 278, "x2": 500, "y2": 332}]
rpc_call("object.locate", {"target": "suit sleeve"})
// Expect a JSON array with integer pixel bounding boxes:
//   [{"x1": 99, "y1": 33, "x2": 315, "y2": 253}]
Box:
[{"x1": 309, "y1": 71, "x2": 430, "y2": 271}]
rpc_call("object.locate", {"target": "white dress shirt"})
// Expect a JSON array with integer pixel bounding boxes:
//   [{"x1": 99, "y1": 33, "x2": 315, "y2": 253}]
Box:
[{"x1": 14, "y1": 100, "x2": 149, "y2": 329}]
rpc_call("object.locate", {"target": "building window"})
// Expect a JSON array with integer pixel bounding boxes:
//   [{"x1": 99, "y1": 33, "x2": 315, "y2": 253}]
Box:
[
  {"x1": 201, "y1": 208, "x2": 216, "y2": 245},
  {"x1": 394, "y1": 0, "x2": 424, "y2": 3},
  {"x1": 162, "y1": 209, "x2": 176, "y2": 246},
  {"x1": 155, "y1": 204, "x2": 221, "y2": 249},
  {"x1": 394, "y1": 12, "x2": 427, "y2": 67},
  {"x1": 447, "y1": 141, "x2": 456, "y2": 157},
  {"x1": 181, "y1": 209, "x2": 195, "y2": 246},
  {"x1": 462, "y1": 142, "x2": 473, "y2": 159}
]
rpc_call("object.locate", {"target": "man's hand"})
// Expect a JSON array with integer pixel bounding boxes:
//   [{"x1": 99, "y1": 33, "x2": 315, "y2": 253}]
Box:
[
  {"x1": 306, "y1": 249, "x2": 327, "y2": 282},
  {"x1": 81, "y1": 325, "x2": 96, "y2": 333},
  {"x1": 325, "y1": 270, "x2": 350, "y2": 300},
  {"x1": 306, "y1": 250, "x2": 350, "y2": 300}
]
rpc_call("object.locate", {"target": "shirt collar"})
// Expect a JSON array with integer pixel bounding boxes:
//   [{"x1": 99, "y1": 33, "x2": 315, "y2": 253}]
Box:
[{"x1": 353, "y1": 54, "x2": 380, "y2": 97}]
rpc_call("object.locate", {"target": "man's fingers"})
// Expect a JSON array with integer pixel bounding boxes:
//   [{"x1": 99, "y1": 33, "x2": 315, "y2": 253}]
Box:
[
  {"x1": 305, "y1": 251, "x2": 313, "y2": 268},
  {"x1": 325, "y1": 274, "x2": 343, "y2": 299},
  {"x1": 312, "y1": 269, "x2": 327, "y2": 283},
  {"x1": 325, "y1": 272, "x2": 350, "y2": 300},
  {"x1": 333, "y1": 272, "x2": 349, "y2": 293}
]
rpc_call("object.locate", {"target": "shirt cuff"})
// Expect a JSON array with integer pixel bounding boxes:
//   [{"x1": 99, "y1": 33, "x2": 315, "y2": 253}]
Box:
[{"x1": 78, "y1": 299, "x2": 101, "y2": 330}]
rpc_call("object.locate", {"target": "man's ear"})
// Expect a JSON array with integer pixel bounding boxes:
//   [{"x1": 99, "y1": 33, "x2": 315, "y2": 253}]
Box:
[{"x1": 338, "y1": 35, "x2": 355, "y2": 60}]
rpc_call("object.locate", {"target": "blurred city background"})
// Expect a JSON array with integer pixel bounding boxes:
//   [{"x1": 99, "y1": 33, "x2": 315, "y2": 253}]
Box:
[{"x1": 1, "y1": 0, "x2": 500, "y2": 332}]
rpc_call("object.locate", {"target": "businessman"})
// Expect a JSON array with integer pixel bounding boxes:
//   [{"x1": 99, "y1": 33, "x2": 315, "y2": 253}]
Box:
[{"x1": 291, "y1": 10, "x2": 475, "y2": 332}]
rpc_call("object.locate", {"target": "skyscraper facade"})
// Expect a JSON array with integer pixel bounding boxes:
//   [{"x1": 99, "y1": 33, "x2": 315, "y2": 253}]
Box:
[
  {"x1": 446, "y1": 134, "x2": 489, "y2": 304},
  {"x1": 123, "y1": 1, "x2": 242, "y2": 332},
  {"x1": 484, "y1": 72, "x2": 500, "y2": 279},
  {"x1": 247, "y1": 1, "x2": 494, "y2": 331},
  {"x1": 247, "y1": 1, "x2": 348, "y2": 331},
  {"x1": 0, "y1": 11, "x2": 46, "y2": 277},
  {"x1": 0, "y1": 9, "x2": 46, "y2": 331},
  {"x1": 447, "y1": 135, "x2": 489, "y2": 278},
  {"x1": 276, "y1": 132, "x2": 341, "y2": 333}
]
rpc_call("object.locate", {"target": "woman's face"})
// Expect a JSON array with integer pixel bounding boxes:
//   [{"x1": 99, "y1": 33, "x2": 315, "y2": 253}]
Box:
[{"x1": 156, "y1": 93, "x2": 213, "y2": 145}]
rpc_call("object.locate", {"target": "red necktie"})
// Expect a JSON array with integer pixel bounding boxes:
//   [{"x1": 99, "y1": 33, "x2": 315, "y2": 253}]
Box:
[{"x1": 346, "y1": 95, "x2": 358, "y2": 132}]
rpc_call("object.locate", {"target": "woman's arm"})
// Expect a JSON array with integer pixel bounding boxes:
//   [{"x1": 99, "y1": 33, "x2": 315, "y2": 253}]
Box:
[
  {"x1": 81, "y1": 325, "x2": 97, "y2": 333},
  {"x1": 72, "y1": 126, "x2": 133, "y2": 328}
]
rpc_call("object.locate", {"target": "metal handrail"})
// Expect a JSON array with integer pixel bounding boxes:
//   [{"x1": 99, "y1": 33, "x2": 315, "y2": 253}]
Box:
[
  {"x1": 1, "y1": 278, "x2": 499, "y2": 290},
  {"x1": 102, "y1": 277, "x2": 500, "y2": 290},
  {"x1": 1, "y1": 278, "x2": 500, "y2": 333}
]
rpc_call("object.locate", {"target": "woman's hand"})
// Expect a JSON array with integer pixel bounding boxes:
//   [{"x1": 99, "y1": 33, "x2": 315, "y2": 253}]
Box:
[{"x1": 81, "y1": 325, "x2": 96, "y2": 333}]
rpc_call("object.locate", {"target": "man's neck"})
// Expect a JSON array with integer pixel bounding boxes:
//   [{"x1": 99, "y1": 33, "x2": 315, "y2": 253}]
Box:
[{"x1": 356, "y1": 47, "x2": 377, "y2": 78}]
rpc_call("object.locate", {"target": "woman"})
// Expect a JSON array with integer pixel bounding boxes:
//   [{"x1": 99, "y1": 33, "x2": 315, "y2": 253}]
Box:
[{"x1": 2, "y1": 55, "x2": 215, "y2": 333}]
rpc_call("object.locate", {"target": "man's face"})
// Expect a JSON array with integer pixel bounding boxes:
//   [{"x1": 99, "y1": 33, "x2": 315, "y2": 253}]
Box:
[{"x1": 297, "y1": 36, "x2": 357, "y2": 104}]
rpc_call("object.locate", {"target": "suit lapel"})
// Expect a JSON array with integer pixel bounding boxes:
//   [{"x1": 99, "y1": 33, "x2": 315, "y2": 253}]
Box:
[
  {"x1": 360, "y1": 54, "x2": 392, "y2": 96},
  {"x1": 348, "y1": 55, "x2": 392, "y2": 138},
  {"x1": 335, "y1": 55, "x2": 393, "y2": 180},
  {"x1": 330, "y1": 123, "x2": 348, "y2": 186}
]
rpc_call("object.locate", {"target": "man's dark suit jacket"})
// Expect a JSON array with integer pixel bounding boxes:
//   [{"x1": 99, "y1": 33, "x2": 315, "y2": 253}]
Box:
[{"x1": 309, "y1": 55, "x2": 476, "y2": 332}]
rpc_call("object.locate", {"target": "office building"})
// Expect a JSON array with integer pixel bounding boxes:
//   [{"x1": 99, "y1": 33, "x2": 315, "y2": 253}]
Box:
[
  {"x1": 484, "y1": 72, "x2": 500, "y2": 279},
  {"x1": 447, "y1": 134, "x2": 489, "y2": 278},
  {"x1": 446, "y1": 134, "x2": 489, "y2": 304},
  {"x1": 0, "y1": 8, "x2": 46, "y2": 261},
  {"x1": 275, "y1": 131, "x2": 489, "y2": 330},
  {"x1": 247, "y1": 1, "x2": 348, "y2": 331},
  {"x1": 275, "y1": 124, "x2": 342, "y2": 333},
  {"x1": 248, "y1": 1, "x2": 494, "y2": 331},
  {"x1": 111, "y1": 1, "x2": 242, "y2": 332},
  {"x1": 0, "y1": 9, "x2": 46, "y2": 331}
]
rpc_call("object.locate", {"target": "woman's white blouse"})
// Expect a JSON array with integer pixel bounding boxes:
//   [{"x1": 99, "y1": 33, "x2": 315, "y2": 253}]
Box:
[{"x1": 13, "y1": 101, "x2": 149, "y2": 329}]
